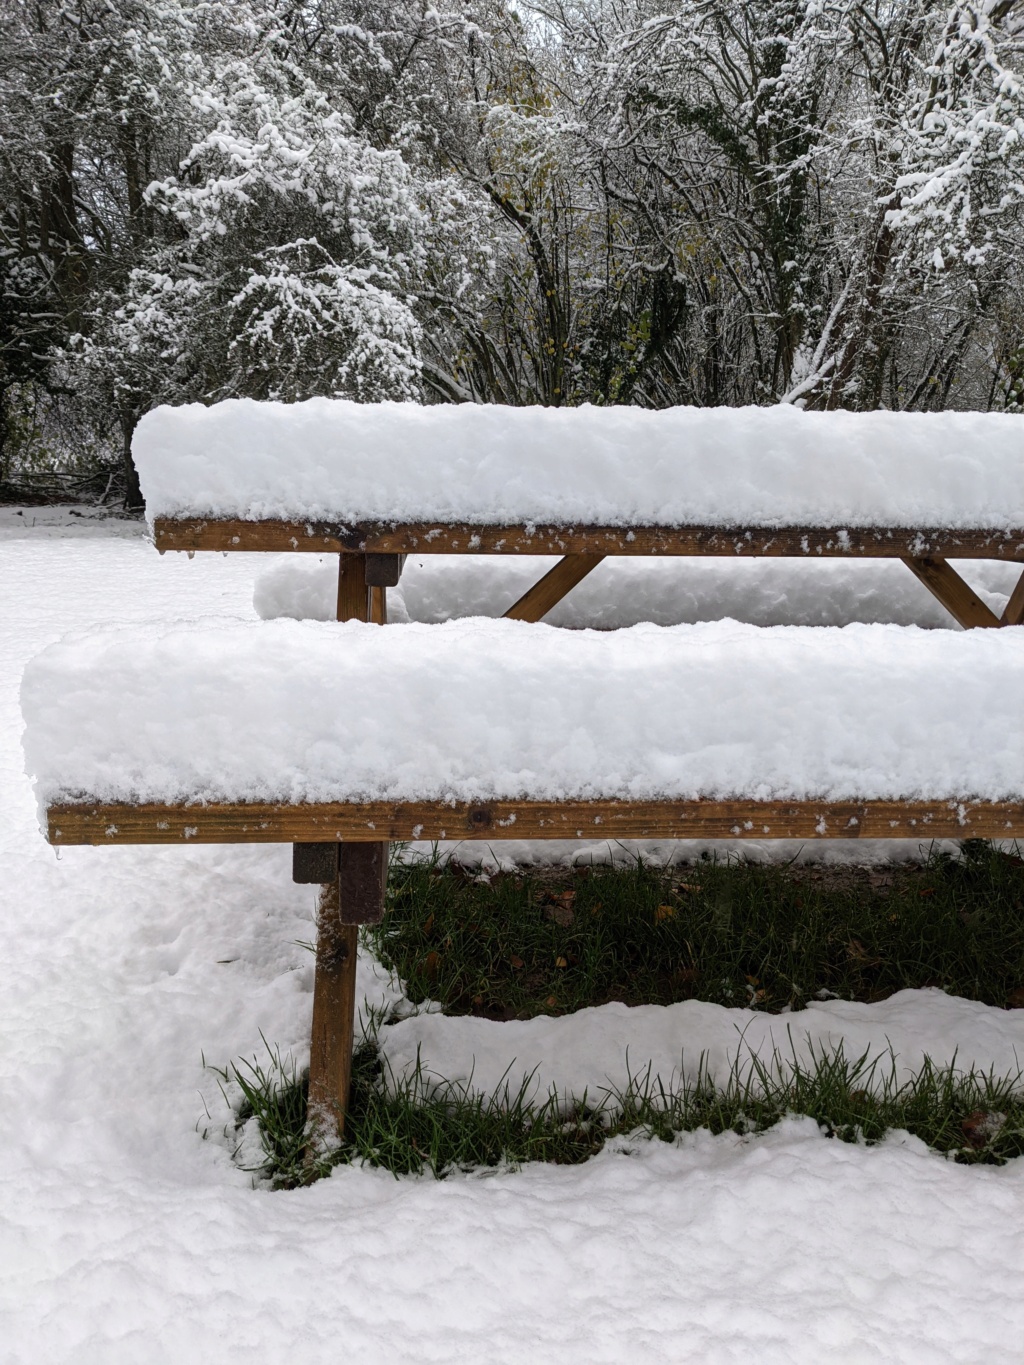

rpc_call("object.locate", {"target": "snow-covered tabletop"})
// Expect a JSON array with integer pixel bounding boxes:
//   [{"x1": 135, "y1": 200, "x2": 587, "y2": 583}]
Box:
[
  {"x1": 135, "y1": 399, "x2": 1024, "y2": 533},
  {"x1": 22, "y1": 618, "x2": 1024, "y2": 811}
]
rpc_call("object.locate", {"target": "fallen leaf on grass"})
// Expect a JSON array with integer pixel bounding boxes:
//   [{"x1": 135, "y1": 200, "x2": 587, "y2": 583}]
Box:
[
  {"x1": 422, "y1": 913, "x2": 434, "y2": 935},
  {"x1": 846, "y1": 938, "x2": 883, "y2": 967},
  {"x1": 543, "y1": 903, "x2": 574, "y2": 927},
  {"x1": 421, "y1": 950, "x2": 441, "y2": 980},
  {"x1": 961, "y1": 1109, "x2": 1006, "y2": 1149},
  {"x1": 555, "y1": 956, "x2": 568, "y2": 969},
  {"x1": 509, "y1": 955, "x2": 525, "y2": 970},
  {"x1": 545, "y1": 995, "x2": 559, "y2": 1007},
  {"x1": 655, "y1": 904, "x2": 676, "y2": 922}
]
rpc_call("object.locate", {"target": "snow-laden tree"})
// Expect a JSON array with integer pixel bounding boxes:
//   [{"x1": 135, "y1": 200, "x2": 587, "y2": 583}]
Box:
[
  {"x1": 3, "y1": 0, "x2": 1024, "y2": 503},
  {"x1": 110, "y1": 59, "x2": 426, "y2": 397},
  {"x1": 0, "y1": 0, "x2": 234, "y2": 495},
  {"x1": 66, "y1": 1, "x2": 437, "y2": 501}
]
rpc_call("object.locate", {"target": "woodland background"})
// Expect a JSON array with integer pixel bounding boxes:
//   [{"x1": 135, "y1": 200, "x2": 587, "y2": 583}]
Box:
[{"x1": 2, "y1": 0, "x2": 1023, "y2": 506}]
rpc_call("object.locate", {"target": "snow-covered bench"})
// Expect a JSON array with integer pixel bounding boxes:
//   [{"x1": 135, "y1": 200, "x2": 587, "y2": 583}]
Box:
[
  {"x1": 27, "y1": 618, "x2": 1024, "y2": 846},
  {"x1": 24, "y1": 398, "x2": 1024, "y2": 1139},
  {"x1": 23, "y1": 618, "x2": 1024, "y2": 1135},
  {"x1": 138, "y1": 399, "x2": 1024, "y2": 630}
]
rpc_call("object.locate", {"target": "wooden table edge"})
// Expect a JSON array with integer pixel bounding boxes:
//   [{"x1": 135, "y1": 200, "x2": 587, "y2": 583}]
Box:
[
  {"x1": 152, "y1": 517, "x2": 1024, "y2": 559},
  {"x1": 47, "y1": 798, "x2": 1024, "y2": 845}
]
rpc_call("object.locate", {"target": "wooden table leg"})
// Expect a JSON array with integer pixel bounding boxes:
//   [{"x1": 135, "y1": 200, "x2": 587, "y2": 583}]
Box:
[
  {"x1": 306, "y1": 553, "x2": 388, "y2": 1150},
  {"x1": 306, "y1": 878, "x2": 358, "y2": 1150}
]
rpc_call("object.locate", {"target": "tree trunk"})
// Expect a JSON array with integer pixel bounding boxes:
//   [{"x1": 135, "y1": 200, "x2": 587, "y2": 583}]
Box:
[{"x1": 121, "y1": 410, "x2": 144, "y2": 510}]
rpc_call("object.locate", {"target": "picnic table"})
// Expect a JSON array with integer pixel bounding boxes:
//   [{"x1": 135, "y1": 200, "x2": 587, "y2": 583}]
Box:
[{"x1": 22, "y1": 398, "x2": 1024, "y2": 1140}]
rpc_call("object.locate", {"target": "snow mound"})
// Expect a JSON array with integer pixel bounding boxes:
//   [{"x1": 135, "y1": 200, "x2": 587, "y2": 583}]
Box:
[
  {"x1": 135, "y1": 398, "x2": 1024, "y2": 529},
  {"x1": 381, "y1": 989, "x2": 1024, "y2": 1105},
  {"x1": 21, "y1": 617, "x2": 1024, "y2": 809},
  {"x1": 253, "y1": 552, "x2": 1023, "y2": 629}
]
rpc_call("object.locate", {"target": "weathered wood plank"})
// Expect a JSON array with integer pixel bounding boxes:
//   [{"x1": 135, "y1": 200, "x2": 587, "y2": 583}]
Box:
[
  {"x1": 46, "y1": 797, "x2": 1024, "y2": 844},
  {"x1": 306, "y1": 878, "x2": 358, "y2": 1147},
  {"x1": 293, "y1": 842, "x2": 339, "y2": 883},
  {"x1": 308, "y1": 552, "x2": 387, "y2": 1135},
  {"x1": 336, "y1": 552, "x2": 369, "y2": 622},
  {"x1": 153, "y1": 517, "x2": 1024, "y2": 560},
  {"x1": 504, "y1": 554, "x2": 606, "y2": 622},
  {"x1": 364, "y1": 553, "x2": 406, "y2": 586},
  {"x1": 369, "y1": 585, "x2": 387, "y2": 625},
  {"x1": 1001, "y1": 567, "x2": 1024, "y2": 626},
  {"x1": 900, "y1": 556, "x2": 1002, "y2": 629},
  {"x1": 339, "y1": 842, "x2": 387, "y2": 925}
]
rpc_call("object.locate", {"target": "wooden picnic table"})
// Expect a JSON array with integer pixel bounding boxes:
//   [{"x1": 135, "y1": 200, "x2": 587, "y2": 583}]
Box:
[{"x1": 41, "y1": 400, "x2": 1024, "y2": 1140}]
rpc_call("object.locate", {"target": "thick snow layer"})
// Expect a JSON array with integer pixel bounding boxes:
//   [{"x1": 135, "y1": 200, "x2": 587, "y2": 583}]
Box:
[
  {"x1": 254, "y1": 551, "x2": 1024, "y2": 629},
  {"x1": 135, "y1": 397, "x2": 1024, "y2": 529},
  {"x1": 22, "y1": 617, "x2": 1024, "y2": 809},
  {"x1": 381, "y1": 989, "x2": 1024, "y2": 1105},
  {"x1": 4, "y1": 525, "x2": 1024, "y2": 1363}
]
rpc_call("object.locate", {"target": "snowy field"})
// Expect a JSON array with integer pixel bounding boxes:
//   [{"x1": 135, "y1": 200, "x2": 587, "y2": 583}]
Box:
[{"x1": 3, "y1": 510, "x2": 1024, "y2": 1363}]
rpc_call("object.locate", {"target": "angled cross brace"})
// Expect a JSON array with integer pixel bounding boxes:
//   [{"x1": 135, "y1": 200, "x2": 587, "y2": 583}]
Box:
[
  {"x1": 504, "y1": 554, "x2": 606, "y2": 622},
  {"x1": 1001, "y1": 567, "x2": 1024, "y2": 626},
  {"x1": 901, "y1": 556, "x2": 1001, "y2": 629}
]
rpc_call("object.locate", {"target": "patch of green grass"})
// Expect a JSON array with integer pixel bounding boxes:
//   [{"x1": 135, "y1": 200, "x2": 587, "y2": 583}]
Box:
[
  {"x1": 212, "y1": 843, "x2": 1024, "y2": 1186},
  {"x1": 219, "y1": 1036, "x2": 1024, "y2": 1188},
  {"x1": 369, "y1": 841, "x2": 1024, "y2": 1019}
]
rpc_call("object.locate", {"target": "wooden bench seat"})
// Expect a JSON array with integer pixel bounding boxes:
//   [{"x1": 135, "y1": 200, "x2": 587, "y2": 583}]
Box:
[{"x1": 25, "y1": 617, "x2": 1024, "y2": 824}]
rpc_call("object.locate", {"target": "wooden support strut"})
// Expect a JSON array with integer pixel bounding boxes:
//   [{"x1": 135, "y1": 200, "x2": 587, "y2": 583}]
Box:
[
  {"x1": 306, "y1": 881, "x2": 358, "y2": 1149},
  {"x1": 305, "y1": 554, "x2": 388, "y2": 1145},
  {"x1": 900, "y1": 556, "x2": 1002, "y2": 630},
  {"x1": 504, "y1": 554, "x2": 606, "y2": 623}
]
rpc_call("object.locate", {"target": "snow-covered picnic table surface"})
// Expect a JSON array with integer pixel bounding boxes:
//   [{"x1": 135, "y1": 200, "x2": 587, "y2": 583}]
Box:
[
  {"x1": 135, "y1": 399, "x2": 1024, "y2": 530},
  {"x1": 21, "y1": 617, "x2": 1024, "y2": 810}
]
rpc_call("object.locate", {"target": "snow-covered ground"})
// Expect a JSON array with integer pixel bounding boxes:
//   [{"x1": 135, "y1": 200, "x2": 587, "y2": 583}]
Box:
[
  {"x1": 255, "y1": 546, "x2": 1023, "y2": 630},
  {"x1": 3, "y1": 514, "x2": 1024, "y2": 1363}
]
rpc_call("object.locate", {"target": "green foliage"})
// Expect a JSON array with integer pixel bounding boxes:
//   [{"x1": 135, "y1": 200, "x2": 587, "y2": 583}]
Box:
[
  {"x1": 215, "y1": 843, "x2": 1024, "y2": 1188},
  {"x1": 370, "y1": 843, "x2": 1024, "y2": 1020},
  {"x1": 219, "y1": 1035, "x2": 1024, "y2": 1188}
]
